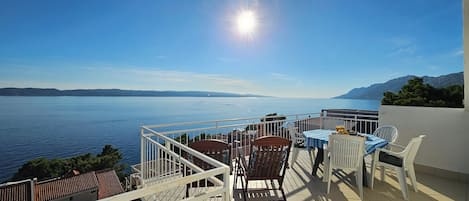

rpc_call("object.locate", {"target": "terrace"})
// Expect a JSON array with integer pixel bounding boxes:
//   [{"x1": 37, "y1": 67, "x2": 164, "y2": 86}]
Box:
[
  {"x1": 100, "y1": 109, "x2": 468, "y2": 201},
  {"x1": 99, "y1": 0, "x2": 469, "y2": 200}
]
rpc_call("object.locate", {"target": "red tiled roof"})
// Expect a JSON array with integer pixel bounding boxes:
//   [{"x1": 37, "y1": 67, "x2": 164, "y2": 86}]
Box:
[
  {"x1": 96, "y1": 170, "x2": 124, "y2": 199},
  {"x1": 0, "y1": 180, "x2": 32, "y2": 201},
  {"x1": 1, "y1": 169, "x2": 123, "y2": 201},
  {"x1": 35, "y1": 171, "x2": 98, "y2": 201}
]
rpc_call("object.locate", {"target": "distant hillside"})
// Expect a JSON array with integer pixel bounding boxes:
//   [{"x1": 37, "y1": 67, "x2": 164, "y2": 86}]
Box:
[
  {"x1": 335, "y1": 72, "x2": 464, "y2": 100},
  {"x1": 0, "y1": 88, "x2": 263, "y2": 97}
]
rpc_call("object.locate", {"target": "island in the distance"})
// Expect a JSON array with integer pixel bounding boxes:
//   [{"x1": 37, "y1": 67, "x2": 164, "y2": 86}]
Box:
[{"x1": 0, "y1": 88, "x2": 264, "y2": 97}]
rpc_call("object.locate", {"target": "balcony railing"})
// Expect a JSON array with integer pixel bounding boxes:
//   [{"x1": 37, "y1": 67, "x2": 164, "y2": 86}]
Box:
[
  {"x1": 100, "y1": 110, "x2": 379, "y2": 201},
  {"x1": 144, "y1": 113, "x2": 321, "y2": 159},
  {"x1": 320, "y1": 109, "x2": 379, "y2": 133},
  {"x1": 100, "y1": 126, "x2": 231, "y2": 201}
]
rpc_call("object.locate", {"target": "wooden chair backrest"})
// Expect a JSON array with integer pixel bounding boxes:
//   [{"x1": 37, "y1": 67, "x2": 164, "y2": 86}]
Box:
[
  {"x1": 247, "y1": 136, "x2": 291, "y2": 180},
  {"x1": 189, "y1": 139, "x2": 231, "y2": 170}
]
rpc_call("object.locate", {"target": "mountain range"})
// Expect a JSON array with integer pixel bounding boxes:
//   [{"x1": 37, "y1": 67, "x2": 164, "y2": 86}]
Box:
[
  {"x1": 1, "y1": 72, "x2": 463, "y2": 99},
  {"x1": 0, "y1": 88, "x2": 262, "y2": 97},
  {"x1": 335, "y1": 72, "x2": 464, "y2": 100}
]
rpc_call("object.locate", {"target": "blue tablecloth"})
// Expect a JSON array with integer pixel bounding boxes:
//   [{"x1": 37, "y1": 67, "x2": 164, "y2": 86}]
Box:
[{"x1": 303, "y1": 129, "x2": 388, "y2": 155}]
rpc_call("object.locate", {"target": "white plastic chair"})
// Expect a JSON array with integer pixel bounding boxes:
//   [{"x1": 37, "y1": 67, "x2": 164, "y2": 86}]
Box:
[
  {"x1": 325, "y1": 134, "x2": 365, "y2": 200},
  {"x1": 373, "y1": 125, "x2": 399, "y2": 144},
  {"x1": 371, "y1": 135, "x2": 425, "y2": 200},
  {"x1": 286, "y1": 123, "x2": 307, "y2": 168}
]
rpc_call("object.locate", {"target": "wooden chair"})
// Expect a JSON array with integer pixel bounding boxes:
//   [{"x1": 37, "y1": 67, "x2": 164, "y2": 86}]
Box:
[
  {"x1": 234, "y1": 136, "x2": 291, "y2": 201},
  {"x1": 185, "y1": 139, "x2": 231, "y2": 197}
]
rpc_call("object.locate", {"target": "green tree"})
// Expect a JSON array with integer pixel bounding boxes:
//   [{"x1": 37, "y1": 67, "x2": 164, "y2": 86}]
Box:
[
  {"x1": 11, "y1": 158, "x2": 66, "y2": 181},
  {"x1": 10, "y1": 145, "x2": 127, "y2": 182},
  {"x1": 381, "y1": 78, "x2": 464, "y2": 108},
  {"x1": 96, "y1": 145, "x2": 126, "y2": 179}
]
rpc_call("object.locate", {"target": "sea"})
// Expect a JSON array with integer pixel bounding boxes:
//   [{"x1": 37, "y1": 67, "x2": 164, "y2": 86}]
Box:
[{"x1": 0, "y1": 96, "x2": 380, "y2": 182}]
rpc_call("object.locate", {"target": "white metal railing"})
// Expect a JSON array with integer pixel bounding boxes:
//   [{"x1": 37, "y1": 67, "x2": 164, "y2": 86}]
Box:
[
  {"x1": 145, "y1": 113, "x2": 321, "y2": 159},
  {"x1": 100, "y1": 127, "x2": 231, "y2": 201},
  {"x1": 320, "y1": 109, "x2": 379, "y2": 134},
  {"x1": 141, "y1": 111, "x2": 378, "y2": 167},
  {"x1": 100, "y1": 110, "x2": 378, "y2": 201}
]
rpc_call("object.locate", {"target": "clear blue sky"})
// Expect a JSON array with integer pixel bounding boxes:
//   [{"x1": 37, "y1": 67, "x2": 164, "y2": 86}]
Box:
[{"x1": 0, "y1": 0, "x2": 463, "y2": 98}]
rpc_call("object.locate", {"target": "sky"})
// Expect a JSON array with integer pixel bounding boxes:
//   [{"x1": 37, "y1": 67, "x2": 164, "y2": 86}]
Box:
[{"x1": 0, "y1": 0, "x2": 464, "y2": 98}]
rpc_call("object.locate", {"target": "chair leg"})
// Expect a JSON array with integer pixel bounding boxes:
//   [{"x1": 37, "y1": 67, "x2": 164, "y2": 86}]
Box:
[
  {"x1": 326, "y1": 165, "x2": 333, "y2": 194},
  {"x1": 380, "y1": 166, "x2": 386, "y2": 181},
  {"x1": 242, "y1": 180, "x2": 248, "y2": 201},
  {"x1": 323, "y1": 149, "x2": 330, "y2": 182},
  {"x1": 310, "y1": 147, "x2": 316, "y2": 164},
  {"x1": 397, "y1": 168, "x2": 409, "y2": 200},
  {"x1": 408, "y1": 165, "x2": 418, "y2": 192},
  {"x1": 280, "y1": 187, "x2": 287, "y2": 201},
  {"x1": 234, "y1": 174, "x2": 239, "y2": 192},
  {"x1": 356, "y1": 169, "x2": 363, "y2": 200},
  {"x1": 291, "y1": 147, "x2": 299, "y2": 168},
  {"x1": 370, "y1": 153, "x2": 378, "y2": 190}
]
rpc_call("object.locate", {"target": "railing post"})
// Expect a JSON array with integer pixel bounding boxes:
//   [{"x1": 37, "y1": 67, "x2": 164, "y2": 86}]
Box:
[
  {"x1": 140, "y1": 128, "x2": 145, "y2": 186},
  {"x1": 354, "y1": 114, "x2": 358, "y2": 133},
  {"x1": 165, "y1": 139, "x2": 171, "y2": 174},
  {"x1": 319, "y1": 110, "x2": 323, "y2": 129},
  {"x1": 224, "y1": 167, "x2": 231, "y2": 201},
  {"x1": 165, "y1": 139, "x2": 171, "y2": 149},
  {"x1": 295, "y1": 114, "x2": 299, "y2": 132}
]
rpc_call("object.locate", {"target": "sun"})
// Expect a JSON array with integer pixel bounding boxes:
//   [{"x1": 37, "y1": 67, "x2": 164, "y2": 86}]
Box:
[{"x1": 236, "y1": 10, "x2": 257, "y2": 36}]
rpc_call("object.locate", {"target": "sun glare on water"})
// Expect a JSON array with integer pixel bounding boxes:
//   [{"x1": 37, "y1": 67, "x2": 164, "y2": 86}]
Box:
[{"x1": 236, "y1": 10, "x2": 257, "y2": 36}]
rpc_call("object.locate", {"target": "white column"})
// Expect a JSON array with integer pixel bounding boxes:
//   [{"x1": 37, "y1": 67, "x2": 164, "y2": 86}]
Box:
[{"x1": 465, "y1": 0, "x2": 469, "y2": 110}]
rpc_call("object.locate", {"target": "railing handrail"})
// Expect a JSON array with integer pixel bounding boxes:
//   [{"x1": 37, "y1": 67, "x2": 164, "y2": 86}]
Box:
[
  {"x1": 142, "y1": 126, "x2": 229, "y2": 169},
  {"x1": 322, "y1": 116, "x2": 379, "y2": 122},
  {"x1": 98, "y1": 166, "x2": 227, "y2": 201},
  {"x1": 324, "y1": 112, "x2": 378, "y2": 119},
  {"x1": 141, "y1": 133, "x2": 225, "y2": 187},
  {"x1": 153, "y1": 119, "x2": 293, "y2": 135},
  {"x1": 321, "y1": 109, "x2": 378, "y2": 114},
  {"x1": 143, "y1": 112, "x2": 320, "y2": 129}
]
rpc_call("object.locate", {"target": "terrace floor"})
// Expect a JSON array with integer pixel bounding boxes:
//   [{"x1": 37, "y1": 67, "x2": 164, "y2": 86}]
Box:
[{"x1": 231, "y1": 149, "x2": 468, "y2": 201}]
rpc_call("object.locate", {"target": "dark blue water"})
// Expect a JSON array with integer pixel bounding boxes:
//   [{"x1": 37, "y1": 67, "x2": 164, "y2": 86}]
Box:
[{"x1": 0, "y1": 96, "x2": 380, "y2": 182}]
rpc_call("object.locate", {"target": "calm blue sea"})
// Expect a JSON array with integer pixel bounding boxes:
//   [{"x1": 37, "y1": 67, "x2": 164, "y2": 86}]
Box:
[{"x1": 0, "y1": 96, "x2": 380, "y2": 182}]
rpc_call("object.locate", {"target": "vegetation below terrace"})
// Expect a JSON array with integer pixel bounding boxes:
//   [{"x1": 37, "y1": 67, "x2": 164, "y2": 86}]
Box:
[{"x1": 9, "y1": 145, "x2": 127, "y2": 182}]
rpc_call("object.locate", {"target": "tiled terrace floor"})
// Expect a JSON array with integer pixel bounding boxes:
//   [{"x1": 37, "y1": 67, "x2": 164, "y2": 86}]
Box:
[{"x1": 232, "y1": 149, "x2": 468, "y2": 201}]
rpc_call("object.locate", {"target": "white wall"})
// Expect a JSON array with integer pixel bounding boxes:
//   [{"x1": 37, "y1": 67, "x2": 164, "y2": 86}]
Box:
[{"x1": 379, "y1": 105, "x2": 469, "y2": 174}]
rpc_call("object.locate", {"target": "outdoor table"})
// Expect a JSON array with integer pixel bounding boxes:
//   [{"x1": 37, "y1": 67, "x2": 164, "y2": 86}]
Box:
[{"x1": 303, "y1": 129, "x2": 388, "y2": 186}]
